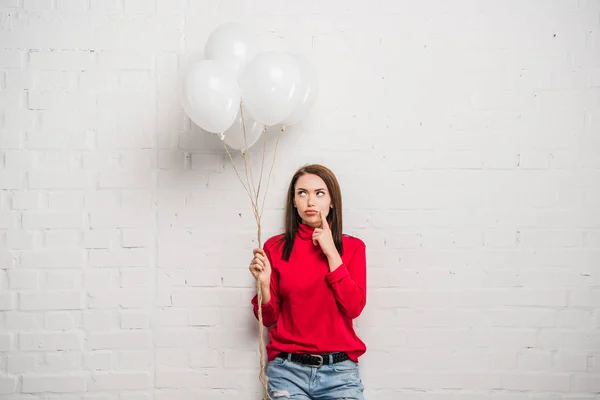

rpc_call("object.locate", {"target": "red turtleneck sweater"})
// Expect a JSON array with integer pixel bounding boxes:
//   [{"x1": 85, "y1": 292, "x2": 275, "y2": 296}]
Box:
[{"x1": 251, "y1": 223, "x2": 367, "y2": 362}]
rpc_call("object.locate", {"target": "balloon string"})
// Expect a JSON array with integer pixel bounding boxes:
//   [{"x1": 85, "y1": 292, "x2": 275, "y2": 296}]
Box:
[{"x1": 223, "y1": 104, "x2": 282, "y2": 400}]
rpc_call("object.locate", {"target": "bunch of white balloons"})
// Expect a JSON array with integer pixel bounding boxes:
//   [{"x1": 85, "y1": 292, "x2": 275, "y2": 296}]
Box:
[{"x1": 180, "y1": 23, "x2": 319, "y2": 152}]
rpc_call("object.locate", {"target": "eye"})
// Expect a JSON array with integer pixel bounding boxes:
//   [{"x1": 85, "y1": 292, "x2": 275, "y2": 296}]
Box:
[{"x1": 317, "y1": 191, "x2": 325, "y2": 196}]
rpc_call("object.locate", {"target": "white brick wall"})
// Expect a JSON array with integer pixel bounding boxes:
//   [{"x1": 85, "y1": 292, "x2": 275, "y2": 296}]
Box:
[{"x1": 0, "y1": 0, "x2": 599, "y2": 398}]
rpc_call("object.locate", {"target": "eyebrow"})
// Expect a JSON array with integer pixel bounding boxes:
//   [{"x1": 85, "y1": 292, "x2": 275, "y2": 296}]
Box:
[{"x1": 296, "y1": 188, "x2": 327, "y2": 191}]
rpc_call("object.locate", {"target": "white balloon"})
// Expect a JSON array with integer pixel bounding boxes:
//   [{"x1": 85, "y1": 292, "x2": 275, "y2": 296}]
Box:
[
  {"x1": 222, "y1": 105, "x2": 265, "y2": 151},
  {"x1": 180, "y1": 60, "x2": 241, "y2": 134},
  {"x1": 204, "y1": 23, "x2": 259, "y2": 76},
  {"x1": 280, "y1": 55, "x2": 319, "y2": 126},
  {"x1": 239, "y1": 51, "x2": 300, "y2": 126}
]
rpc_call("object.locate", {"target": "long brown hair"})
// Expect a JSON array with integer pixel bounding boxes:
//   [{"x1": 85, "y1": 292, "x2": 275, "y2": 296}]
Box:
[{"x1": 280, "y1": 164, "x2": 343, "y2": 261}]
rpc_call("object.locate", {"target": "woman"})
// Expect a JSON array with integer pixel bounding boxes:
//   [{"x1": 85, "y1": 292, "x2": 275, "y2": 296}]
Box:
[{"x1": 249, "y1": 164, "x2": 367, "y2": 400}]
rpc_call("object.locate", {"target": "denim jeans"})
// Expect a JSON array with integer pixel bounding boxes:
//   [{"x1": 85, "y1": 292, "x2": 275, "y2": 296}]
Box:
[{"x1": 266, "y1": 353, "x2": 365, "y2": 399}]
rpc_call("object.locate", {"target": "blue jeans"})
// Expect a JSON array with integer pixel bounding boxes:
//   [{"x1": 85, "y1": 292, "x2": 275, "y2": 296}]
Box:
[{"x1": 266, "y1": 353, "x2": 365, "y2": 399}]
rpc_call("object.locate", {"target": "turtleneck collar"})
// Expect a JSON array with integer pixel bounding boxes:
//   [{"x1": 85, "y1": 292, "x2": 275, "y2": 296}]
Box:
[{"x1": 296, "y1": 222, "x2": 317, "y2": 240}]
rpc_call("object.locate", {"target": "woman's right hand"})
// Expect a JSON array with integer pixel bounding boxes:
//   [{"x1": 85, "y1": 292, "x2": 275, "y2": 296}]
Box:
[{"x1": 249, "y1": 248, "x2": 272, "y2": 286}]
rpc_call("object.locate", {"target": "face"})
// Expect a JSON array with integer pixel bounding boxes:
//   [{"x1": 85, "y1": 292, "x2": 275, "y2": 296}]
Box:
[{"x1": 293, "y1": 173, "x2": 333, "y2": 228}]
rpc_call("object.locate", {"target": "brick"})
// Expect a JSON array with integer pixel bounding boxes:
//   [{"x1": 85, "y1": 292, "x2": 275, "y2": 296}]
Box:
[
  {"x1": 6, "y1": 354, "x2": 38, "y2": 374},
  {"x1": 6, "y1": 230, "x2": 37, "y2": 249},
  {"x1": 44, "y1": 270, "x2": 81, "y2": 290},
  {"x1": 0, "y1": 212, "x2": 19, "y2": 228},
  {"x1": 88, "y1": 372, "x2": 151, "y2": 391},
  {"x1": 20, "y1": 251, "x2": 84, "y2": 268},
  {"x1": 94, "y1": 15, "x2": 183, "y2": 51},
  {"x1": 90, "y1": 0, "x2": 121, "y2": 13},
  {"x1": 84, "y1": 191, "x2": 120, "y2": 209},
  {"x1": 11, "y1": 191, "x2": 43, "y2": 210},
  {"x1": 5, "y1": 313, "x2": 44, "y2": 330},
  {"x1": 572, "y1": 374, "x2": 600, "y2": 392},
  {"x1": 28, "y1": 171, "x2": 92, "y2": 189},
  {"x1": 502, "y1": 373, "x2": 570, "y2": 391},
  {"x1": 155, "y1": 329, "x2": 208, "y2": 347},
  {"x1": 87, "y1": 290, "x2": 151, "y2": 309},
  {"x1": 83, "y1": 352, "x2": 113, "y2": 371},
  {"x1": 19, "y1": 332, "x2": 82, "y2": 351},
  {"x1": 56, "y1": 0, "x2": 88, "y2": 11},
  {"x1": 22, "y1": 374, "x2": 86, "y2": 393},
  {"x1": 83, "y1": 229, "x2": 119, "y2": 249},
  {"x1": 120, "y1": 269, "x2": 152, "y2": 288},
  {"x1": 83, "y1": 269, "x2": 117, "y2": 289},
  {"x1": 0, "y1": 376, "x2": 16, "y2": 394},
  {"x1": 29, "y1": 51, "x2": 94, "y2": 71},
  {"x1": 121, "y1": 191, "x2": 153, "y2": 209},
  {"x1": 37, "y1": 351, "x2": 81, "y2": 373},
  {"x1": 87, "y1": 332, "x2": 152, "y2": 350},
  {"x1": 45, "y1": 312, "x2": 80, "y2": 330},
  {"x1": 89, "y1": 209, "x2": 153, "y2": 228},
  {"x1": 0, "y1": 334, "x2": 13, "y2": 351},
  {"x1": 28, "y1": 91, "x2": 94, "y2": 110},
  {"x1": 20, "y1": 292, "x2": 83, "y2": 310},
  {"x1": 570, "y1": 288, "x2": 600, "y2": 307},
  {"x1": 554, "y1": 353, "x2": 587, "y2": 371},
  {"x1": 189, "y1": 349, "x2": 219, "y2": 368},
  {"x1": 89, "y1": 249, "x2": 151, "y2": 268},
  {"x1": 22, "y1": 212, "x2": 83, "y2": 229},
  {"x1": 0, "y1": 50, "x2": 23, "y2": 69},
  {"x1": 0, "y1": 89, "x2": 24, "y2": 110},
  {"x1": 118, "y1": 350, "x2": 153, "y2": 370},
  {"x1": 121, "y1": 229, "x2": 152, "y2": 248},
  {"x1": 97, "y1": 51, "x2": 154, "y2": 70},
  {"x1": 23, "y1": 0, "x2": 52, "y2": 11},
  {"x1": 98, "y1": 170, "x2": 153, "y2": 189},
  {"x1": 43, "y1": 230, "x2": 82, "y2": 248},
  {"x1": 0, "y1": 293, "x2": 14, "y2": 310},
  {"x1": 82, "y1": 311, "x2": 118, "y2": 331},
  {"x1": 47, "y1": 192, "x2": 84, "y2": 210},
  {"x1": 156, "y1": 348, "x2": 188, "y2": 369},
  {"x1": 120, "y1": 313, "x2": 149, "y2": 329},
  {"x1": 0, "y1": 172, "x2": 24, "y2": 189},
  {"x1": 123, "y1": 0, "x2": 156, "y2": 14}
]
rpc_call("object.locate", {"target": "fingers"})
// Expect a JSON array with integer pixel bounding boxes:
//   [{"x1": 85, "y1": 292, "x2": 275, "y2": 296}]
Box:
[
  {"x1": 252, "y1": 248, "x2": 268, "y2": 265},
  {"x1": 248, "y1": 264, "x2": 260, "y2": 278},
  {"x1": 312, "y1": 228, "x2": 322, "y2": 246},
  {"x1": 249, "y1": 261, "x2": 265, "y2": 278},
  {"x1": 254, "y1": 253, "x2": 267, "y2": 266},
  {"x1": 250, "y1": 248, "x2": 271, "y2": 281},
  {"x1": 320, "y1": 210, "x2": 329, "y2": 229},
  {"x1": 252, "y1": 256, "x2": 265, "y2": 268}
]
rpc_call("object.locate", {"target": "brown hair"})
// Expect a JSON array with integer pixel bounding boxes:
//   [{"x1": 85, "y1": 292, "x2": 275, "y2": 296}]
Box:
[{"x1": 280, "y1": 164, "x2": 343, "y2": 261}]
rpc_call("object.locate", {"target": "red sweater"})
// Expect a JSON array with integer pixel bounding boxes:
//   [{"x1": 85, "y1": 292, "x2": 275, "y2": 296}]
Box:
[{"x1": 251, "y1": 222, "x2": 367, "y2": 362}]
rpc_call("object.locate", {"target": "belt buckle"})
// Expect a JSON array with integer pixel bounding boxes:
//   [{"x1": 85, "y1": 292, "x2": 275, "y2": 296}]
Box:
[{"x1": 309, "y1": 354, "x2": 324, "y2": 367}]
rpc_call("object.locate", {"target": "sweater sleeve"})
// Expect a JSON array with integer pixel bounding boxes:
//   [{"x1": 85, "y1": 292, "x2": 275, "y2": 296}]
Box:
[
  {"x1": 325, "y1": 240, "x2": 367, "y2": 319},
  {"x1": 251, "y1": 244, "x2": 280, "y2": 327}
]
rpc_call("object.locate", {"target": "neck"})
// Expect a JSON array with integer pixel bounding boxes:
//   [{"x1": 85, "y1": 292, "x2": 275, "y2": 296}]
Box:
[{"x1": 296, "y1": 222, "x2": 317, "y2": 240}]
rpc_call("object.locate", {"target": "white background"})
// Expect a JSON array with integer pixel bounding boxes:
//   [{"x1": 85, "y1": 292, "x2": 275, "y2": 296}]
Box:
[{"x1": 0, "y1": 0, "x2": 599, "y2": 399}]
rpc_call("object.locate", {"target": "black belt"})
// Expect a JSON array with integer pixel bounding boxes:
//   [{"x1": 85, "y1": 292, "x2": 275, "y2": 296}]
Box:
[{"x1": 277, "y1": 352, "x2": 349, "y2": 367}]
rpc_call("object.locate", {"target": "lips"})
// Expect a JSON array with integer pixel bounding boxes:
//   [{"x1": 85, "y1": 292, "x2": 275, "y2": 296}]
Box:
[{"x1": 305, "y1": 210, "x2": 318, "y2": 214}]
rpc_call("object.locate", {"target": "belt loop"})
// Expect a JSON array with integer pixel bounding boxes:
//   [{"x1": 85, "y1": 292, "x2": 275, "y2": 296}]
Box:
[
  {"x1": 328, "y1": 354, "x2": 333, "y2": 364},
  {"x1": 287, "y1": 353, "x2": 292, "y2": 361}
]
